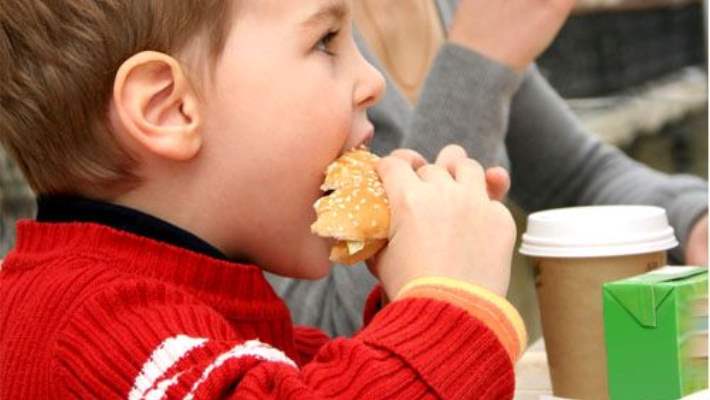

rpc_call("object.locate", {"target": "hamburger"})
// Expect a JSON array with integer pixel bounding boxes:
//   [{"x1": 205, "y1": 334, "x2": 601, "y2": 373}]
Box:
[{"x1": 311, "y1": 147, "x2": 390, "y2": 265}]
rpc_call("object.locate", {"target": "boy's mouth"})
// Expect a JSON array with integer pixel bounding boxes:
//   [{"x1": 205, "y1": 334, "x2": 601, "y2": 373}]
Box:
[
  {"x1": 342, "y1": 126, "x2": 374, "y2": 155},
  {"x1": 360, "y1": 130, "x2": 373, "y2": 148}
]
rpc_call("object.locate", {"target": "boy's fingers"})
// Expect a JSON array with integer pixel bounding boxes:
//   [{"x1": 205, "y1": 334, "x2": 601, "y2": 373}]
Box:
[
  {"x1": 453, "y1": 157, "x2": 486, "y2": 188},
  {"x1": 485, "y1": 167, "x2": 511, "y2": 201},
  {"x1": 417, "y1": 164, "x2": 451, "y2": 182},
  {"x1": 377, "y1": 156, "x2": 420, "y2": 197},
  {"x1": 435, "y1": 144, "x2": 468, "y2": 176},
  {"x1": 388, "y1": 149, "x2": 428, "y2": 170}
]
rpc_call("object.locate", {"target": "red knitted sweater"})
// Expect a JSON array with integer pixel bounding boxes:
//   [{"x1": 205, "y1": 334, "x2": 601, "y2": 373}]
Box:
[{"x1": 0, "y1": 221, "x2": 514, "y2": 399}]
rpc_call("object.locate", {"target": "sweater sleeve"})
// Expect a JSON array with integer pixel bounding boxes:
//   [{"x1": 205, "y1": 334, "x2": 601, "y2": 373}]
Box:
[
  {"x1": 396, "y1": 278, "x2": 527, "y2": 363},
  {"x1": 52, "y1": 280, "x2": 515, "y2": 399},
  {"x1": 363, "y1": 279, "x2": 528, "y2": 363},
  {"x1": 291, "y1": 326, "x2": 330, "y2": 365},
  {"x1": 506, "y1": 67, "x2": 709, "y2": 262}
]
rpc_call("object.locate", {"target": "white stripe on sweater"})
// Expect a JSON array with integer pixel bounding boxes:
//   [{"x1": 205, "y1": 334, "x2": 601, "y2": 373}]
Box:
[
  {"x1": 128, "y1": 335, "x2": 208, "y2": 400},
  {"x1": 143, "y1": 372, "x2": 184, "y2": 400},
  {"x1": 183, "y1": 339, "x2": 297, "y2": 400}
]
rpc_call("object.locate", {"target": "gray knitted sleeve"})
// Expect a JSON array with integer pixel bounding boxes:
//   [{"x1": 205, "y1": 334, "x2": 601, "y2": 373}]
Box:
[
  {"x1": 505, "y1": 67, "x2": 708, "y2": 262},
  {"x1": 398, "y1": 42, "x2": 707, "y2": 262},
  {"x1": 403, "y1": 42, "x2": 523, "y2": 167}
]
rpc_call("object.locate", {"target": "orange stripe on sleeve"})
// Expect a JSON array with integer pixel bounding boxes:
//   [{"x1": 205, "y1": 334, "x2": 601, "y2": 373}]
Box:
[{"x1": 395, "y1": 277, "x2": 528, "y2": 362}]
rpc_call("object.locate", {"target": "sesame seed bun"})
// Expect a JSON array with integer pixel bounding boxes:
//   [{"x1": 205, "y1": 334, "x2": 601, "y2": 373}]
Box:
[{"x1": 311, "y1": 148, "x2": 390, "y2": 265}]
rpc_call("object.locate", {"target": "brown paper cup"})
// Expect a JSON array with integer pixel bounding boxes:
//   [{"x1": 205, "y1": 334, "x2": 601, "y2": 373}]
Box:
[
  {"x1": 535, "y1": 252, "x2": 666, "y2": 399},
  {"x1": 520, "y1": 206, "x2": 679, "y2": 400}
]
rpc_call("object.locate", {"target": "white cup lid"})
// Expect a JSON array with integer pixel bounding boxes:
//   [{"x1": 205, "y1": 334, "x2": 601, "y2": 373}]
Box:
[{"x1": 519, "y1": 206, "x2": 678, "y2": 258}]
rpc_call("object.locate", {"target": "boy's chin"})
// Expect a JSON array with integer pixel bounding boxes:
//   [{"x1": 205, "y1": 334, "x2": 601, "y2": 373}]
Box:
[
  {"x1": 289, "y1": 257, "x2": 334, "y2": 280},
  {"x1": 265, "y1": 251, "x2": 334, "y2": 280}
]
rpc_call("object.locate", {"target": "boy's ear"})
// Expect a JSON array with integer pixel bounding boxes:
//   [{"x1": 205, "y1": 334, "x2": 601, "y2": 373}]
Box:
[{"x1": 113, "y1": 51, "x2": 202, "y2": 161}]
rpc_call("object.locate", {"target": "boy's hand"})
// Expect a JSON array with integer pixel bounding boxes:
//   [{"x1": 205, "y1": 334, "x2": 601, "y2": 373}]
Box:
[
  {"x1": 449, "y1": 0, "x2": 575, "y2": 72},
  {"x1": 369, "y1": 145, "x2": 516, "y2": 299},
  {"x1": 385, "y1": 149, "x2": 511, "y2": 202},
  {"x1": 485, "y1": 167, "x2": 510, "y2": 202}
]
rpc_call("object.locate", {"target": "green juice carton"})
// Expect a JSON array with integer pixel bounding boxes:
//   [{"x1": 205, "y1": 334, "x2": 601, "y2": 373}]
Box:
[{"x1": 603, "y1": 266, "x2": 708, "y2": 400}]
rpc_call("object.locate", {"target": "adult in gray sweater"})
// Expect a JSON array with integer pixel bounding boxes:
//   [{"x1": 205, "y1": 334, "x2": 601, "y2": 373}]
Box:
[{"x1": 266, "y1": 0, "x2": 708, "y2": 336}]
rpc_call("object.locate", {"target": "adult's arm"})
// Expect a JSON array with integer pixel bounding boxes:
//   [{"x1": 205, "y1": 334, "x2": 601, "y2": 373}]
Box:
[
  {"x1": 401, "y1": 43, "x2": 522, "y2": 167},
  {"x1": 504, "y1": 67, "x2": 708, "y2": 262},
  {"x1": 404, "y1": 42, "x2": 707, "y2": 263}
]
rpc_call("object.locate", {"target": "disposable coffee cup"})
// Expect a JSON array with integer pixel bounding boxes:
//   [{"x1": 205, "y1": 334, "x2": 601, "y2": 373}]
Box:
[{"x1": 520, "y1": 206, "x2": 678, "y2": 400}]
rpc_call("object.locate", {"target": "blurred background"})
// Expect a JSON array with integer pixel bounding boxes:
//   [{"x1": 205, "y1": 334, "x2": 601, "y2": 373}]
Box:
[{"x1": 507, "y1": 0, "x2": 708, "y2": 344}]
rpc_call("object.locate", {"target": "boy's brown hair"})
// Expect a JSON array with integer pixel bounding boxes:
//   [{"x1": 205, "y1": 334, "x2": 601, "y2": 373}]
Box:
[{"x1": 0, "y1": 1, "x2": 233, "y2": 196}]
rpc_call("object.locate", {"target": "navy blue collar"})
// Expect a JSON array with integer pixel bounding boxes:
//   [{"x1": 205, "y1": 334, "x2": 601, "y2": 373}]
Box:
[{"x1": 36, "y1": 195, "x2": 229, "y2": 261}]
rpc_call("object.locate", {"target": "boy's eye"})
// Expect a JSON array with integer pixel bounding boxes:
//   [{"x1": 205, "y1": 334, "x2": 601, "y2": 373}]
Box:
[{"x1": 316, "y1": 30, "x2": 339, "y2": 55}]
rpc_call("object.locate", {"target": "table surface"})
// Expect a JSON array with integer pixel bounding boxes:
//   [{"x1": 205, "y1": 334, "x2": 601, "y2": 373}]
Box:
[{"x1": 514, "y1": 339, "x2": 554, "y2": 399}]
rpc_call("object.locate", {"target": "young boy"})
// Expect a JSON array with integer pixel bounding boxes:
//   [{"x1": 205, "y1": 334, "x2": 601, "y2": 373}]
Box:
[{"x1": 0, "y1": 0, "x2": 526, "y2": 398}]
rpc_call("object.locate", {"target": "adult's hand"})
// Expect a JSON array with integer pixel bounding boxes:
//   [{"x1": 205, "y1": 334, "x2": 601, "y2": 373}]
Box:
[
  {"x1": 449, "y1": 0, "x2": 576, "y2": 72},
  {"x1": 685, "y1": 214, "x2": 708, "y2": 266}
]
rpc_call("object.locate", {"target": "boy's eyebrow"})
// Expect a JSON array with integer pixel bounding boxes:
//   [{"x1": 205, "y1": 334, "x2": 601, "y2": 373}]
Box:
[{"x1": 301, "y1": 0, "x2": 349, "y2": 30}]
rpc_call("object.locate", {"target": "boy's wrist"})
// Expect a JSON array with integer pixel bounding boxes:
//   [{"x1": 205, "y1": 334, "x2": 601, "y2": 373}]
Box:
[{"x1": 395, "y1": 276, "x2": 527, "y2": 362}]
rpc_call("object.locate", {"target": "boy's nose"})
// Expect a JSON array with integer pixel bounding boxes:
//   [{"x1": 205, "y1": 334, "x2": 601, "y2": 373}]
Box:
[{"x1": 353, "y1": 55, "x2": 385, "y2": 110}]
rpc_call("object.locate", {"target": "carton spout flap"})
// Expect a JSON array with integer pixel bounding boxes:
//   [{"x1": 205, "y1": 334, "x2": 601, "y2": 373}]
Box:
[
  {"x1": 603, "y1": 267, "x2": 707, "y2": 328},
  {"x1": 606, "y1": 285, "x2": 672, "y2": 327}
]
